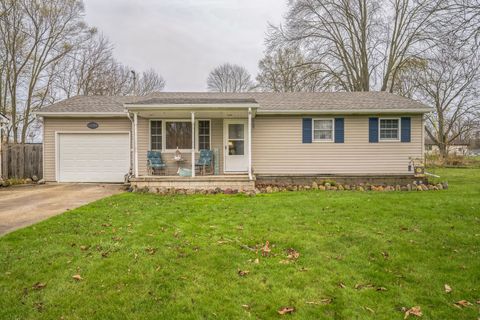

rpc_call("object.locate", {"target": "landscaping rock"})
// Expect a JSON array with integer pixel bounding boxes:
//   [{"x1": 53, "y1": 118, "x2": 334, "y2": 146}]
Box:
[
  {"x1": 31, "y1": 175, "x2": 39, "y2": 182},
  {"x1": 266, "y1": 186, "x2": 273, "y2": 193},
  {"x1": 442, "y1": 182, "x2": 449, "y2": 190},
  {"x1": 324, "y1": 182, "x2": 331, "y2": 188},
  {"x1": 311, "y1": 181, "x2": 318, "y2": 189},
  {"x1": 357, "y1": 186, "x2": 365, "y2": 192},
  {"x1": 37, "y1": 179, "x2": 46, "y2": 185},
  {"x1": 421, "y1": 184, "x2": 429, "y2": 191},
  {"x1": 395, "y1": 185, "x2": 401, "y2": 191},
  {"x1": 406, "y1": 184, "x2": 412, "y2": 191},
  {"x1": 25, "y1": 178, "x2": 32, "y2": 184},
  {"x1": 337, "y1": 184, "x2": 345, "y2": 191},
  {"x1": 318, "y1": 185, "x2": 326, "y2": 191},
  {"x1": 436, "y1": 183, "x2": 443, "y2": 190}
]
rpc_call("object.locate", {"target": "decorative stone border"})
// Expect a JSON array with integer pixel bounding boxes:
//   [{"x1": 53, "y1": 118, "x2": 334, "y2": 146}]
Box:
[{"x1": 131, "y1": 180, "x2": 448, "y2": 195}]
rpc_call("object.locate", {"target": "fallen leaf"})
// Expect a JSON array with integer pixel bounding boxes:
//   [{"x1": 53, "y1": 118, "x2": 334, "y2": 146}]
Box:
[
  {"x1": 381, "y1": 251, "x2": 389, "y2": 259},
  {"x1": 286, "y1": 248, "x2": 300, "y2": 260},
  {"x1": 254, "y1": 258, "x2": 259, "y2": 264},
  {"x1": 476, "y1": 300, "x2": 480, "y2": 305},
  {"x1": 454, "y1": 300, "x2": 472, "y2": 308},
  {"x1": 338, "y1": 282, "x2": 346, "y2": 289},
  {"x1": 72, "y1": 274, "x2": 83, "y2": 281},
  {"x1": 279, "y1": 259, "x2": 290, "y2": 264},
  {"x1": 444, "y1": 284, "x2": 452, "y2": 293},
  {"x1": 262, "y1": 241, "x2": 271, "y2": 257},
  {"x1": 364, "y1": 306, "x2": 375, "y2": 313},
  {"x1": 145, "y1": 247, "x2": 157, "y2": 255},
  {"x1": 404, "y1": 306, "x2": 422, "y2": 319},
  {"x1": 32, "y1": 282, "x2": 46, "y2": 290},
  {"x1": 241, "y1": 304, "x2": 249, "y2": 309},
  {"x1": 277, "y1": 306, "x2": 295, "y2": 315},
  {"x1": 306, "y1": 298, "x2": 332, "y2": 305},
  {"x1": 355, "y1": 283, "x2": 375, "y2": 290},
  {"x1": 376, "y1": 287, "x2": 387, "y2": 291},
  {"x1": 238, "y1": 270, "x2": 249, "y2": 277}
]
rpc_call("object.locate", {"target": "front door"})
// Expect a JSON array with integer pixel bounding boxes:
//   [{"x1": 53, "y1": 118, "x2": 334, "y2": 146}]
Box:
[{"x1": 224, "y1": 119, "x2": 248, "y2": 172}]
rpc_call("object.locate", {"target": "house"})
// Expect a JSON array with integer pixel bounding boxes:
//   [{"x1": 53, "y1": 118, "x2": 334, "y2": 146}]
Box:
[
  {"x1": 35, "y1": 92, "x2": 431, "y2": 190},
  {"x1": 425, "y1": 138, "x2": 470, "y2": 156}
]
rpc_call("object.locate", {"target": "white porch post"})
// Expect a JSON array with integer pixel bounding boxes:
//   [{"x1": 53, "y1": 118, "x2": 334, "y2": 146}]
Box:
[
  {"x1": 191, "y1": 112, "x2": 195, "y2": 177},
  {"x1": 248, "y1": 107, "x2": 253, "y2": 180},
  {"x1": 133, "y1": 112, "x2": 139, "y2": 178}
]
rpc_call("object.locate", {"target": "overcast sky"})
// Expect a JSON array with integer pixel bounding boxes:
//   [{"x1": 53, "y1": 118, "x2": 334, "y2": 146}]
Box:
[{"x1": 82, "y1": 0, "x2": 288, "y2": 92}]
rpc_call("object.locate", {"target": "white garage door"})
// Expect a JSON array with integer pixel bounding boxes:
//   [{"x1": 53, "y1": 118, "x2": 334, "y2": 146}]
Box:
[{"x1": 58, "y1": 133, "x2": 130, "y2": 183}]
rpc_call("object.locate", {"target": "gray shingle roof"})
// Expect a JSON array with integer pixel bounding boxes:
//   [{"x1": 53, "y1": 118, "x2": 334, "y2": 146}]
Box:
[{"x1": 38, "y1": 92, "x2": 431, "y2": 114}]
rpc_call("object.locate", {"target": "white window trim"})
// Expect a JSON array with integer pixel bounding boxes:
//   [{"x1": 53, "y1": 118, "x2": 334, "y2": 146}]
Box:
[
  {"x1": 379, "y1": 117, "x2": 401, "y2": 142},
  {"x1": 312, "y1": 118, "x2": 335, "y2": 142},
  {"x1": 149, "y1": 119, "x2": 211, "y2": 152},
  {"x1": 196, "y1": 119, "x2": 212, "y2": 152}
]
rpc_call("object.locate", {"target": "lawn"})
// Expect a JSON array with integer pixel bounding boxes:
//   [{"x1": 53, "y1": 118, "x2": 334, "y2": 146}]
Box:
[{"x1": 1, "y1": 168, "x2": 479, "y2": 319}]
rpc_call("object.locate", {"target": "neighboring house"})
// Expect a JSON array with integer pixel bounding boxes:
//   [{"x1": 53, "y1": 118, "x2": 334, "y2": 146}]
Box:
[
  {"x1": 425, "y1": 138, "x2": 470, "y2": 156},
  {"x1": 35, "y1": 92, "x2": 430, "y2": 189}
]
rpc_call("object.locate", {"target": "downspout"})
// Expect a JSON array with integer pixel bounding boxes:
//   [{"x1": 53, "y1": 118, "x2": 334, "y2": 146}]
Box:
[
  {"x1": 127, "y1": 112, "x2": 136, "y2": 179},
  {"x1": 248, "y1": 107, "x2": 253, "y2": 181},
  {"x1": 133, "y1": 112, "x2": 139, "y2": 178}
]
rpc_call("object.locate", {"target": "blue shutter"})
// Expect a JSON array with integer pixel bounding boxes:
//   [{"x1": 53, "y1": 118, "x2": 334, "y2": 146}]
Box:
[
  {"x1": 334, "y1": 118, "x2": 344, "y2": 143},
  {"x1": 401, "y1": 117, "x2": 411, "y2": 142},
  {"x1": 369, "y1": 117, "x2": 379, "y2": 143},
  {"x1": 302, "y1": 118, "x2": 312, "y2": 143}
]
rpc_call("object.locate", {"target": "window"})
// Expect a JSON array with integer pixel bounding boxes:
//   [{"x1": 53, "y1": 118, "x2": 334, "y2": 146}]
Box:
[
  {"x1": 313, "y1": 119, "x2": 334, "y2": 141},
  {"x1": 379, "y1": 119, "x2": 400, "y2": 141},
  {"x1": 150, "y1": 120, "x2": 162, "y2": 150},
  {"x1": 166, "y1": 121, "x2": 192, "y2": 150},
  {"x1": 198, "y1": 120, "x2": 210, "y2": 150}
]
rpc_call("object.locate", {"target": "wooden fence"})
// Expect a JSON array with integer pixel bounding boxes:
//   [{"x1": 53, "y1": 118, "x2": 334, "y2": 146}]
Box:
[{"x1": 1, "y1": 144, "x2": 43, "y2": 179}]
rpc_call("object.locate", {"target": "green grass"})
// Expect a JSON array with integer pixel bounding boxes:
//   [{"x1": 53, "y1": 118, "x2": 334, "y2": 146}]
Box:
[{"x1": 1, "y1": 168, "x2": 479, "y2": 319}]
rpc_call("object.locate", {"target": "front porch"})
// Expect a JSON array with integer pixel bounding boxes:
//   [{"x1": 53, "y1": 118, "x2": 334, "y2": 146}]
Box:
[
  {"x1": 126, "y1": 98, "x2": 258, "y2": 189},
  {"x1": 130, "y1": 174, "x2": 255, "y2": 191}
]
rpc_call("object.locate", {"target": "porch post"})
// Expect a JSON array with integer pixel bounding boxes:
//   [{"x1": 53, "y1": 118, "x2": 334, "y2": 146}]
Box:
[
  {"x1": 191, "y1": 112, "x2": 195, "y2": 177},
  {"x1": 248, "y1": 107, "x2": 253, "y2": 181},
  {"x1": 134, "y1": 112, "x2": 139, "y2": 178}
]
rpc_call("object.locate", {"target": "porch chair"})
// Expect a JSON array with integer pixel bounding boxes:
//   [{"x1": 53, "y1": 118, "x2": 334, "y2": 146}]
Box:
[
  {"x1": 147, "y1": 151, "x2": 166, "y2": 175},
  {"x1": 195, "y1": 149, "x2": 213, "y2": 175}
]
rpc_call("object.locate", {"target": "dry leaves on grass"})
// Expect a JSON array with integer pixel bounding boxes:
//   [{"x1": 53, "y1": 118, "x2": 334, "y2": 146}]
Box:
[
  {"x1": 277, "y1": 306, "x2": 295, "y2": 315},
  {"x1": 404, "y1": 306, "x2": 422, "y2": 318},
  {"x1": 338, "y1": 282, "x2": 346, "y2": 289},
  {"x1": 444, "y1": 284, "x2": 452, "y2": 293},
  {"x1": 72, "y1": 274, "x2": 83, "y2": 281},
  {"x1": 261, "y1": 241, "x2": 271, "y2": 257},
  {"x1": 454, "y1": 300, "x2": 472, "y2": 308},
  {"x1": 306, "y1": 298, "x2": 332, "y2": 305},
  {"x1": 32, "y1": 282, "x2": 46, "y2": 290},
  {"x1": 145, "y1": 247, "x2": 157, "y2": 255},
  {"x1": 286, "y1": 248, "x2": 300, "y2": 260},
  {"x1": 238, "y1": 270, "x2": 249, "y2": 277}
]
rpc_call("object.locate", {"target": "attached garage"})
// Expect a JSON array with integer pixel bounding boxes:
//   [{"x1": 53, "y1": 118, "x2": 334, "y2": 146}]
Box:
[{"x1": 57, "y1": 133, "x2": 130, "y2": 183}]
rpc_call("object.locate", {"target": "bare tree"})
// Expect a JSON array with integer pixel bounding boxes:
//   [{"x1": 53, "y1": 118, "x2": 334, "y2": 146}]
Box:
[
  {"x1": 0, "y1": 0, "x2": 87, "y2": 143},
  {"x1": 418, "y1": 38, "x2": 480, "y2": 158},
  {"x1": 207, "y1": 63, "x2": 254, "y2": 92},
  {"x1": 134, "y1": 68, "x2": 166, "y2": 96},
  {"x1": 268, "y1": 0, "x2": 444, "y2": 92},
  {"x1": 256, "y1": 47, "x2": 328, "y2": 92}
]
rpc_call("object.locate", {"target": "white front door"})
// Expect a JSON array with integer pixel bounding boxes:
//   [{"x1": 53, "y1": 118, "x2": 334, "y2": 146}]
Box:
[{"x1": 224, "y1": 119, "x2": 248, "y2": 172}]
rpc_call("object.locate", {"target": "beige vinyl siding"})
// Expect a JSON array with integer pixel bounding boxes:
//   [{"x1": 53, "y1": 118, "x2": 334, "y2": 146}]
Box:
[
  {"x1": 43, "y1": 117, "x2": 132, "y2": 181},
  {"x1": 252, "y1": 115, "x2": 423, "y2": 175},
  {"x1": 136, "y1": 117, "x2": 224, "y2": 175}
]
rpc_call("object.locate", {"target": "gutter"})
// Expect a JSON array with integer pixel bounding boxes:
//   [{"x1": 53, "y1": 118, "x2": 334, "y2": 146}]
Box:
[
  {"x1": 256, "y1": 108, "x2": 432, "y2": 115},
  {"x1": 34, "y1": 112, "x2": 128, "y2": 118}
]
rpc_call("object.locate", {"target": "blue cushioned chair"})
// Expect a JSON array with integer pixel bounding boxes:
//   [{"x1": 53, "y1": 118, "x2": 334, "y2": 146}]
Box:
[
  {"x1": 147, "y1": 151, "x2": 166, "y2": 175},
  {"x1": 195, "y1": 149, "x2": 213, "y2": 175}
]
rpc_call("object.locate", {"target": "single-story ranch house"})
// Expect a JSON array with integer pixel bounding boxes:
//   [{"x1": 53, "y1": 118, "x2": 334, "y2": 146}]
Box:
[{"x1": 36, "y1": 92, "x2": 431, "y2": 190}]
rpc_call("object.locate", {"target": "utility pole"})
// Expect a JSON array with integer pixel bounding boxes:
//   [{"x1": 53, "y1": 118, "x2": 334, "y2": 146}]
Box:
[{"x1": 131, "y1": 70, "x2": 136, "y2": 95}]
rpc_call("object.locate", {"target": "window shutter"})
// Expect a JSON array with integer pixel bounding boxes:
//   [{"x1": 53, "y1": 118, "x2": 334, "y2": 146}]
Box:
[
  {"x1": 302, "y1": 118, "x2": 312, "y2": 143},
  {"x1": 369, "y1": 117, "x2": 379, "y2": 143},
  {"x1": 334, "y1": 118, "x2": 344, "y2": 143},
  {"x1": 401, "y1": 117, "x2": 411, "y2": 142}
]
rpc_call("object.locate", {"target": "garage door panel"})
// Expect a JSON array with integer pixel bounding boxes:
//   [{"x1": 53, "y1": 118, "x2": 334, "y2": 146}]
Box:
[{"x1": 58, "y1": 133, "x2": 130, "y2": 182}]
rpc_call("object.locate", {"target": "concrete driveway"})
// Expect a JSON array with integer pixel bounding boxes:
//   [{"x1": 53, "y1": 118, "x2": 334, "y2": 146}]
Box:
[{"x1": 0, "y1": 183, "x2": 124, "y2": 236}]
